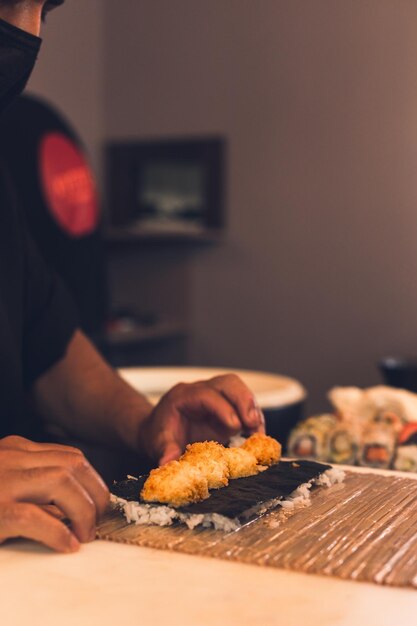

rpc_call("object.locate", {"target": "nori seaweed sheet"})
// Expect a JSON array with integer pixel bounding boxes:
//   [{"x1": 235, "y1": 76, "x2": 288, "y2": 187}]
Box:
[{"x1": 112, "y1": 459, "x2": 331, "y2": 519}]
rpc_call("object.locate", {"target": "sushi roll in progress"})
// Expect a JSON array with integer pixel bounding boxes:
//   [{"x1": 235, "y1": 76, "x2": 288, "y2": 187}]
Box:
[
  {"x1": 141, "y1": 460, "x2": 210, "y2": 507},
  {"x1": 241, "y1": 433, "x2": 281, "y2": 466},
  {"x1": 140, "y1": 435, "x2": 283, "y2": 508},
  {"x1": 223, "y1": 446, "x2": 260, "y2": 479},
  {"x1": 181, "y1": 441, "x2": 230, "y2": 489}
]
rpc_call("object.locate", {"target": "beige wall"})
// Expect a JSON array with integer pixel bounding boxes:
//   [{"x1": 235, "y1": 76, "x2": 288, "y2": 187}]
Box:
[
  {"x1": 28, "y1": 0, "x2": 104, "y2": 177},
  {"x1": 28, "y1": 1, "x2": 417, "y2": 411},
  {"x1": 102, "y1": 0, "x2": 417, "y2": 411}
]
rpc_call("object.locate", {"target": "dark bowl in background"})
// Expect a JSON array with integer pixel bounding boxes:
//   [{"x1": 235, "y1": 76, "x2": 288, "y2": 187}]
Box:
[
  {"x1": 379, "y1": 357, "x2": 417, "y2": 393},
  {"x1": 264, "y1": 401, "x2": 306, "y2": 449}
]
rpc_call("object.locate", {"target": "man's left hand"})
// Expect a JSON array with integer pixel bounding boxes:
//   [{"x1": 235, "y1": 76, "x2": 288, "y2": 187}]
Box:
[{"x1": 141, "y1": 374, "x2": 265, "y2": 465}]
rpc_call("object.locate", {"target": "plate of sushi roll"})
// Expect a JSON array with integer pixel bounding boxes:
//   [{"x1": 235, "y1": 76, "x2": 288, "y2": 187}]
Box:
[
  {"x1": 111, "y1": 434, "x2": 344, "y2": 532},
  {"x1": 288, "y1": 385, "x2": 417, "y2": 471}
]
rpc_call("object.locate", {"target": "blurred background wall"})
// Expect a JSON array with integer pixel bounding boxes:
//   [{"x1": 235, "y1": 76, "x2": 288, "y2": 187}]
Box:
[
  {"x1": 29, "y1": 0, "x2": 104, "y2": 177},
  {"x1": 29, "y1": 0, "x2": 417, "y2": 411}
]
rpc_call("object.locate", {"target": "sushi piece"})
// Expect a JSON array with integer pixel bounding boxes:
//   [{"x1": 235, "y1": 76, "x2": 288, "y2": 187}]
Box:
[
  {"x1": 181, "y1": 441, "x2": 230, "y2": 489},
  {"x1": 287, "y1": 427, "x2": 317, "y2": 458},
  {"x1": 329, "y1": 385, "x2": 417, "y2": 424},
  {"x1": 366, "y1": 386, "x2": 417, "y2": 423},
  {"x1": 303, "y1": 414, "x2": 337, "y2": 429},
  {"x1": 394, "y1": 423, "x2": 417, "y2": 472},
  {"x1": 241, "y1": 433, "x2": 281, "y2": 466},
  {"x1": 141, "y1": 460, "x2": 210, "y2": 507},
  {"x1": 327, "y1": 423, "x2": 359, "y2": 465},
  {"x1": 287, "y1": 414, "x2": 337, "y2": 461},
  {"x1": 358, "y1": 422, "x2": 396, "y2": 469},
  {"x1": 223, "y1": 446, "x2": 260, "y2": 479},
  {"x1": 397, "y1": 422, "x2": 417, "y2": 446},
  {"x1": 394, "y1": 445, "x2": 417, "y2": 472},
  {"x1": 328, "y1": 387, "x2": 375, "y2": 422},
  {"x1": 372, "y1": 411, "x2": 403, "y2": 435}
]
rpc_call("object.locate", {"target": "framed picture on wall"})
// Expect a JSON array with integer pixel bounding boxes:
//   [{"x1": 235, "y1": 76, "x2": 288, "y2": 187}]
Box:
[{"x1": 105, "y1": 136, "x2": 226, "y2": 237}]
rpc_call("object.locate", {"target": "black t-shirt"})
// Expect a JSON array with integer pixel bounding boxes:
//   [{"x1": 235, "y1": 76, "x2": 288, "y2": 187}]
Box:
[
  {"x1": 0, "y1": 161, "x2": 78, "y2": 439},
  {"x1": 0, "y1": 164, "x2": 77, "y2": 439},
  {"x1": 0, "y1": 94, "x2": 108, "y2": 338}
]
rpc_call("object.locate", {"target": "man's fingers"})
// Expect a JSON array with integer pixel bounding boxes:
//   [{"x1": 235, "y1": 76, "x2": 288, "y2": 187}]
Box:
[
  {"x1": 0, "y1": 438, "x2": 109, "y2": 547},
  {"x1": 174, "y1": 384, "x2": 243, "y2": 433},
  {"x1": 0, "y1": 435, "x2": 84, "y2": 456},
  {"x1": 8, "y1": 467, "x2": 99, "y2": 543},
  {"x1": 156, "y1": 411, "x2": 233, "y2": 465},
  {"x1": 0, "y1": 435, "x2": 41, "y2": 451},
  {"x1": 20, "y1": 450, "x2": 109, "y2": 516},
  {"x1": 0, "y1": 502, "x2": 79, "y2": 553},
  {"x1": 159, "y1": 441, "x2": 182, "y2": 466},
  {"x1": 209, "y1": 375, "x2": 265, "y2": 433},
  {"x1": 255, "y1": 408, "x2": 266, "y2": 434}
]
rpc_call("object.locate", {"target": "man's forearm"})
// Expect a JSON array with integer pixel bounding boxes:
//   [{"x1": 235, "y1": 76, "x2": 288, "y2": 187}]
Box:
[
  {"x1": 32, "y1": 330, "x2": 264, "y2": 467},
  {"x1": 32, "y1": 330, "x2": 155, "y2": 455}
]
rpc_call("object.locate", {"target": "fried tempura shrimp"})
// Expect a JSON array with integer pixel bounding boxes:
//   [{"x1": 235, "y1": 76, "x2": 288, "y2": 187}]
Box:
[
  {"x1": 141, "y1": 460, "x2": 209, "y2": 507},
  {"x1": 241, "y1": 433, "x2": 281, "y2": 466},
  {"x1": 223, "y1": 447, "x2": 260, "y2": 479},
  {"x1": 181, "y1": 441, "x2": 230, "y2": 489}
]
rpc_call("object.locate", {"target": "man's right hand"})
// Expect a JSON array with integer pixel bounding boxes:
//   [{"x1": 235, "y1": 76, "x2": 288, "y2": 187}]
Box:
[{"x1": 0, "y1": 436, "x2": 109, "y2": 553}]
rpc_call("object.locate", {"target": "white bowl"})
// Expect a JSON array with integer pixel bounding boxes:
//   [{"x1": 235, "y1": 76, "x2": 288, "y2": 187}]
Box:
[{"x1": 118, "y1": 366, "x2": 306, "y2": 409}]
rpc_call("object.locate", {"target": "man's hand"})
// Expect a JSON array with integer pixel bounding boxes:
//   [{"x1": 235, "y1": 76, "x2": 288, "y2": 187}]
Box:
[
  {"x1": 33, "y1": 331, "x2": 265, "y2": 468},
  {"x1": 0, "y1": 436, "x2": 109, "y2": 552},
  {"x1": 141, "y1": 374, "x2": 266, "y2": 465}
]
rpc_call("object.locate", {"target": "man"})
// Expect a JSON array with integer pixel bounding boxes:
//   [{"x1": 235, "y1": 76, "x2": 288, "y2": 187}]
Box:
[{"x1": 0, "y1": 0, "x2": 264, "y2": 553}]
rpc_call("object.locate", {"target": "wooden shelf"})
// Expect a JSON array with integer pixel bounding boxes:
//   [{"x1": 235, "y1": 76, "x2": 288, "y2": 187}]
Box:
[
  {"x1": 98, "y1": 321, "x2": 187, "y2": 348},
  {"x1": 104, "y1": 226, "x2": 223, "y2": 245}
]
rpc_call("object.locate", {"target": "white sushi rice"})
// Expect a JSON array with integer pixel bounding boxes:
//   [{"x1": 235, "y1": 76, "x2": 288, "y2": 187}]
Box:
[
  {"x1": 313, "y1": 465, "x2": 345, "y2": 487},
  {"x1": 229, "y1": 434, "x2": 247, "y2": 448},
  {"x1": 111, "y1": 467, "x2": 345, "y2": 533}
]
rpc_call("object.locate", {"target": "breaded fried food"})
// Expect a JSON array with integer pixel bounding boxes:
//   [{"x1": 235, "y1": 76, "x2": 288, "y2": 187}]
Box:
[
  {"x1": 182, "y1": 441, "x2": 230, "y2": 489},
  {"x1": 141, "y1": 460, "x2": 209, "y2": 507},
  {"x1": 223, "y1": 447, "x2": 260, "y2": 479},
  {"x1": 241, "y1": 433, "x2": 282, "y2": 466},
  {"x1": 183, "y1": 441, "x2": 226, "y2": 461}
]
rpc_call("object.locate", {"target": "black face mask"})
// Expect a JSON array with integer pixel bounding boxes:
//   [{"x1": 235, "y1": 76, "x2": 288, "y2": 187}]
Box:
[{"x1": 0, "y1": 18, "x2": 41, "y2": 114}]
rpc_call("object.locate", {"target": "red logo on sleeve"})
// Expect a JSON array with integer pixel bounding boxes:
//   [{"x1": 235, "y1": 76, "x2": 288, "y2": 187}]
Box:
[{"x1": 39, "y1": 132, "x2": 99, "y2": 237}]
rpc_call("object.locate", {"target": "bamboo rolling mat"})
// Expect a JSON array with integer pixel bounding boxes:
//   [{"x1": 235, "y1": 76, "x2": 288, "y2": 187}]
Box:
[{"x1": 97, "y1": 471, "x2": 417, "y2": 589}]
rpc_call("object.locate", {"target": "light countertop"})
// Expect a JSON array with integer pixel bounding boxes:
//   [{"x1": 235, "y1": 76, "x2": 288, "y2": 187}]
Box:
[
  {"x1": 1, "y1": 535, "x2": 417, "y2": 626},
  {"x1": 1, "y1": 465, "x2": 417, "y2": 625}
]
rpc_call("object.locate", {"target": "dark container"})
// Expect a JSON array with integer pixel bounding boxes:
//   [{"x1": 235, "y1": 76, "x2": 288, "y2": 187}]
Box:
[
  {"x1": 264, "y1": 400, "x2": 306, "y2": 451},
  {"x1": 379, "y1": 357, "x2": 417, "y2": 393}
]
